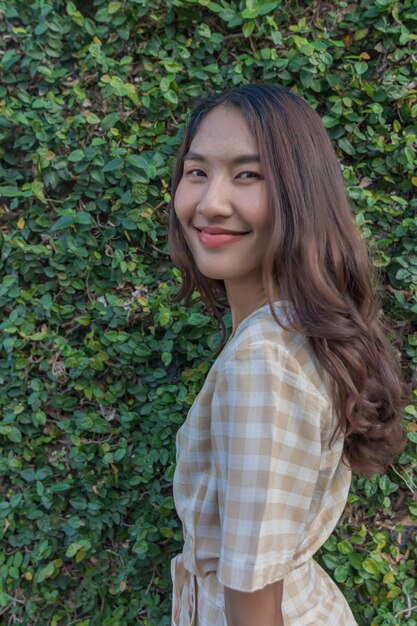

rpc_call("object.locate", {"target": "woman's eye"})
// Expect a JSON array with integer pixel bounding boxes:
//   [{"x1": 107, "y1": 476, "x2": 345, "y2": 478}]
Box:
[
  {"x1": 187, "y1": 169, "x2": 206, "y2": 177},
  {"x1": 237, "y1": 171, "x2": 260, "y2": 179}
]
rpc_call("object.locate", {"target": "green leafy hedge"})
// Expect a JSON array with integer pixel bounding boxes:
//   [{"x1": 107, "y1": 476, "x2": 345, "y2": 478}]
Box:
[{"x1": 0, "y1": 1, "x2": 416, "y2": 624}]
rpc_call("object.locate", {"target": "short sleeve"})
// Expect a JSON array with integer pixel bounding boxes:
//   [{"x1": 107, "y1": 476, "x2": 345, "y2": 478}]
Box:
[{"x1": 211, "y1": 339, "x2": 326, "y2": 592}]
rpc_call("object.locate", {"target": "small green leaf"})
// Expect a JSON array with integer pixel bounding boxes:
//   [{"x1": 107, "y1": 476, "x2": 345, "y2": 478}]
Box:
[
  {"x1": 37, "y1": 562, "x2": 55, "y2": 583},
  {"x1": 362, "y1": 558, "x2": 381, "y2": 575},
  {"x1": 241, "y1": 0, "x2": 278, "y2": 19},
  {"x1": 51, "y1": 215, "x2": 74, "y2": 231},
  {"x1": 100, "y1": 112, "x2": 121, "y2": 129},
  {"x1": 354, "y1": 28, "x2": 369, "y2": 40},
  {"x1": 339, "y1": 138, "x2": 355, "y2": 156},
  {"x1": 354, "y1": 61, "x2": 368, "y2": 75},
  {"x1": 321, "y1": 115, "x2": 339, "y2": 128},
  {"x1": 164, "y1": 89, "x2": 178, "y2": 106},
  {"x1": 0, "y1": 593, "x2": 9, "y2": 608},
  {"x1": 69, "y1": 496, "x2": 88, "y2": 510},
  {"x1": 8, "y1": 427, "x2": 22, "y2": 443},
  {"x1": 35, "y1": 23, "x2": 48, "y2": 35},
  {"x1": 337, "y1": 541, "x2": 353, "y2": 555},
  {"x1": 0, "y1": 186, "x2": 30, "y2": 197},
  {"x1": 108, "y1": 1, "x2": 121, "y2": 14},
  {"x1": 86, "y1": 112, "x2": 100, "y2": 124},
  {"x1": 74, "y1": 212, "x2": 93, "y2": 225},
  {"x1": 102, "y1": 158, "x2": 123, "y2": 173},
  {"x1": 243, "y1": 20, "x2": 256, "y2": 38},
  {"x1": 408, "y1": 503, "x2": 417, "y2": 516},
  {"x1": 396, "y1": 268, "x2": 410, "y2": 281},
  {"x1": 66, "y1": 543, "x2": 82, "y2": 557},
  {"x1": 68, "y1": 149, "x2": 85, "y2": 162},
  {"x1": 127, "y1": 155, "x2": 149, "y2": 171},
  {"x1": 187, "y1": 312, "x2": 210, "y2": 326},
  {"x1": 334, "y1": 565, "x2": 348, "y2": 583}
]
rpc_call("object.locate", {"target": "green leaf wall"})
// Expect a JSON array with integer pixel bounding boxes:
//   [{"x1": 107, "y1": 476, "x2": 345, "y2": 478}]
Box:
[{"x1": 0, "y1": 0, "x2": 416, "y2": 624}]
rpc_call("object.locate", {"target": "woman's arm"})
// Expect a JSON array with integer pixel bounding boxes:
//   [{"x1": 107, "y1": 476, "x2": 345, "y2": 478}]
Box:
[{"x1": 224, "y1": 579, "x2": 284, "y2": 626}]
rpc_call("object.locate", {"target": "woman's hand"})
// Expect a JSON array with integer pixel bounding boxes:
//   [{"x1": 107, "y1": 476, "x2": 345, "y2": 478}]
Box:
[{"x1": 224, "y1": 578, "x2": 284, "y2": 626}]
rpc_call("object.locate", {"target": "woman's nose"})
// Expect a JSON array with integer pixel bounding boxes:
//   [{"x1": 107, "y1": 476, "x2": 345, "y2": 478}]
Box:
[{"x1": 196, "y1": 178, "x2": 233, "y2": 218}]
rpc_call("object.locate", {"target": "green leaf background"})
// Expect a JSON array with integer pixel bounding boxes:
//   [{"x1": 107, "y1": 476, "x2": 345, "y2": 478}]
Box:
[{"x1": 0, "y1": 0, "x2": 416, "y2": 624}]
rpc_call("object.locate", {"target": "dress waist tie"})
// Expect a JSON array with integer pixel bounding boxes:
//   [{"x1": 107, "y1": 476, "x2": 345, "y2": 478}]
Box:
[{"x1": 171, "y1": 553, "x2": 197, "y2": 626}]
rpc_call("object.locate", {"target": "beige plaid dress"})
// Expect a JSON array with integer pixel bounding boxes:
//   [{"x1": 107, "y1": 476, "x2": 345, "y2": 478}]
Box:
[{"x1": 171, "y1": 302, "x2": 359, "y2": 625}]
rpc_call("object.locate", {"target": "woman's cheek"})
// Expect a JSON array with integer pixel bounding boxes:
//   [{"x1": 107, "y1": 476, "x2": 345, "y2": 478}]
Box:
[{"x1": 173, "y1": 182, "x2": 191, "y2": 222}]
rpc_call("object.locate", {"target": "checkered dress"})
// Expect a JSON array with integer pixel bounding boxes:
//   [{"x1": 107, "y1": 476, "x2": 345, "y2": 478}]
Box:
[{"x1": 171, "y1": 303, "x2": 358, "y2": 625}]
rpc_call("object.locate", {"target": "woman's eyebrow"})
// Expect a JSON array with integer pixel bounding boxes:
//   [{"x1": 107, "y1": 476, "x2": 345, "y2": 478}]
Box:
[{"x1": 184, "y1": 150, "x2": 260, "y2": 165}]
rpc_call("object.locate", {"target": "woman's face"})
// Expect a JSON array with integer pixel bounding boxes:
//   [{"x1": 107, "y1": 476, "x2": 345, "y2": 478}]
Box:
[{"x1": 174, "y1": 106, "x2": 272, "y2": 289}]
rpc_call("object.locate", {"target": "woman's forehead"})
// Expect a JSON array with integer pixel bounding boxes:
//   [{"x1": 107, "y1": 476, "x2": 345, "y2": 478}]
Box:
[{"x1": 188, "y1": 106, "x2": 258, "y2": 161}]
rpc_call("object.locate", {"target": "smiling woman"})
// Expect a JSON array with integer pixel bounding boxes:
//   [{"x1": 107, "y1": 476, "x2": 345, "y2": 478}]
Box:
[
  {"x1": 167, "y1": 84, "x2": 406, "y2": 626},
  {"x1": 173, "y1": 105, "x2": 273, "y2": 326}
]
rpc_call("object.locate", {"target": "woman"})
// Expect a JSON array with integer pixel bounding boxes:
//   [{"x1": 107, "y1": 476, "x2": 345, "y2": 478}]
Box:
[{"x1": 167, "y1": 84, "x2": 406, "y2": 626}]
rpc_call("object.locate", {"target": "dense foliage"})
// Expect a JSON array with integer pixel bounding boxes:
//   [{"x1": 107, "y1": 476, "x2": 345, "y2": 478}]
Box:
[{"x1": 0, "y1": 0, "x2": 416, "y2": 624}]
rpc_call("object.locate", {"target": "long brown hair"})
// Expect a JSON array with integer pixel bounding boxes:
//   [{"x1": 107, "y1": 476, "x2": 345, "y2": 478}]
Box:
[{"x1": 168, "y1": 84, "x2": 407, "y2": 478}]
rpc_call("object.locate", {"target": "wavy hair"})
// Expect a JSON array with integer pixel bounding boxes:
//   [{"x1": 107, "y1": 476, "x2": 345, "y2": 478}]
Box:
[{"x1": 167, "y1": 84, "x2": 407, "y2": 478}]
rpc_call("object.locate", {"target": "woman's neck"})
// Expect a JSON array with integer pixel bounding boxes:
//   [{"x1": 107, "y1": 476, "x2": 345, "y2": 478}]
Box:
[{"x1": 224, "y1": 274, "x2": 278, "y2": 334}]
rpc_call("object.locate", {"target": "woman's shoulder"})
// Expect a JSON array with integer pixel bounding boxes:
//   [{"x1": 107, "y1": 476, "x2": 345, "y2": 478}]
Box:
[{"x1": 217, "y1": 301, "x2": 331, "y2": 402}]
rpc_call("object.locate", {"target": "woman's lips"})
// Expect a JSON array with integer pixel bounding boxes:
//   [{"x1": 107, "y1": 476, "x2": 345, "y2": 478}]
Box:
[{"x1": 196, "y1": 229, "x2": 249, "y2": 248}]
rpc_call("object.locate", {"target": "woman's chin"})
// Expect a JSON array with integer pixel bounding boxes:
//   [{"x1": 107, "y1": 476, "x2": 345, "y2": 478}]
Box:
[{"x1": 194, "y1": 264, "x2": 223, "y2": 281}]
